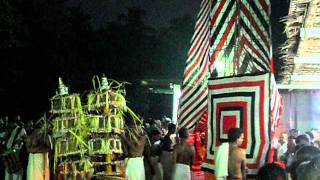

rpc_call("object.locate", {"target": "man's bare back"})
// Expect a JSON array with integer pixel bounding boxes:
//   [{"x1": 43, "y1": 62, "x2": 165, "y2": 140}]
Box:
[
  {"x1": 174, "y1": 143, "x2": 195, "y2": 167},
  {"x1": 121, "y1": 130, "x2": 146, "y2": 157},
  {"x1": 228, "y1": 145, "x2": 246, "y2": 179},
  {"x1": 226, "y1": 128, "x2": 246, "y2": 180}
]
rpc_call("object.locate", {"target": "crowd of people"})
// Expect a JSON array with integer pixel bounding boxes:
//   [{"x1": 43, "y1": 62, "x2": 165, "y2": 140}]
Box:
[
  {"x1": 215, "y1": 127, "x2": 320, "y2": 180},
  {"x1": 0, "y1": 116, "x2": 196, "y2": 180},
  {"x1": 1, "y1": 114, "x2": 320, "y2": 180},
  {"x1": 267, "y1": 128, "x2": 320, "y2": 180},
  {"x1": 122, "y1": 118, "x2": 195, "y2": 180},
  {"x1": 0, "y1": 116, "x2": 52, "y2": 180}
]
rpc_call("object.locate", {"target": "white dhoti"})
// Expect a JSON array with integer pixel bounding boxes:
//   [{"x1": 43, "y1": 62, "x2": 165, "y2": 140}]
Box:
[
  {"x1": 215, "y1": 143, "x2": 229, "y2": 180},
  {"x1": 172, "y1": 163, "x2": 191, "y2": 180},
  {"x1": 27, "y1": 153, "x2": 50, "y2": 180},
  {"x1": 125, "y1": 157, "x2": 145, "y2": 180}
]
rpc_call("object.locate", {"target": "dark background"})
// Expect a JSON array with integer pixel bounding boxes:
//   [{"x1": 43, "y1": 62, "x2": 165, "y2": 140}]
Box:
[{"x1": 0, "y1": 0, "x2": 288, "y2": 121}]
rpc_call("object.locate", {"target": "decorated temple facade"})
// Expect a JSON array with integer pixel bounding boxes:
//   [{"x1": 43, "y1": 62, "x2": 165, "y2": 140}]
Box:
[
  {"x1": 178, "y1": 0, "x2": 283, "y2": 176},
  {"x1": 278, "y1": 0, "x2": 320, "y2": 131}
]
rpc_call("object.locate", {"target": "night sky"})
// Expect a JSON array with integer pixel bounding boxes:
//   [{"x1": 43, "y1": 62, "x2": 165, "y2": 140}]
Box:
[
  {"x1": 0, "y1": 0, "x2": 288, "y2": 122},
  {"x1": 66, "y1": 0, "x2": 201, "y2": 28}
]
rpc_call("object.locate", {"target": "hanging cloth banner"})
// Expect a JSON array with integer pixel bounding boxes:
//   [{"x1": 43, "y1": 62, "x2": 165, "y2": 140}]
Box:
[{"x1": 202, "y1": 72, "x2": 271, "y2": 175}]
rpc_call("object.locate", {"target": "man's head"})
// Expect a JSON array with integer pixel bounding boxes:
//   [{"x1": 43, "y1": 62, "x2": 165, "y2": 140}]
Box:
[
  {"x1": 289, "y1": 129, "x2": 299, "y2": 138},
  {"x1": 305, "y1": 131, "x2": 314, "y2": 142},
  {"x1": 257, "y1": 163, "x2": 286, "y2": 180},
  {"x1": 296, "y1": 134, "x2": 311, "y2": 147},
  {"x1": 228, "y1": 128, "x2": 244, "y2": 146},
  {"x1": 178, "y1": 127, "x2": 189, "y2": 139},
  {"x1": 280, "y1": 132, "x2": 288, "y2": 144},
  {"x1": 26, "y1": 121, "x2": 34, "y2": 134},
  {"x1": 298, "y1": 155, "x2": 320, "y2": 180},
  {"x1": 150, "y1": 127, "x2": 161, "y2": 142},
  {"x1": 287, "y1": 135, "x2": 296, "y2": 153},
  {"x1": 154, "y1": 119, "x2": 162, "y2": 129},
  {"x1": 167, "y1": 123, "x2": 176, "y2": 134}
]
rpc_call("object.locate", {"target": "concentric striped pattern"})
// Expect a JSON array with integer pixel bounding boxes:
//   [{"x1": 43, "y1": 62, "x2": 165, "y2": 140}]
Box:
[
  {"x1": 209, "y1": 0, "x2": 272, "y2": 75},
  {"x1": 179, "y1": 0, "x2": 274, "y2": 130},
  {"x1": 178, "y1": 0, "x2": 283, "y2": 175},
  {"x1": 203, "y1": 73, "x2": 271, "y2": 175},
  {"x1": 178, "y1": 0, "x2": 212, "y2": 130}
]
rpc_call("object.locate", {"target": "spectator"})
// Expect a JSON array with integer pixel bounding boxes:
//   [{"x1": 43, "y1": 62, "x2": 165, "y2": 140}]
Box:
[
  {"x1": 257, "y1": 163, "x2": 286, "y2": 180},
  {"x1": 281, "y1": 135, "x2": 296, "y2": 167},
  {"x1": 295, "y1": 134, "x2": 311, "y2": 152},
  {"x1": 1, "y1": 118, "x2": 27, "y2": 180},
  {"x1": 159, "y1": 123, "x2": 176, "y2": 180},
  {"x1": 144, "y1": 127, "x2": 162, "y2": 180},
  {"x1": 289, "y1": 129, "x2": 299, "y2": 139},
  {"x1": 278, "y1": 132, "x2": 288, "y2": 160},
  {"x1": 289, "y1": 146, "x2": 320, "y2": 180},
  {"x1": 172, "y1": 127, "x2": 194, "y2": 180},
  {"x1": 297, "y1": 155, "x2": 320, "y2": 180}
]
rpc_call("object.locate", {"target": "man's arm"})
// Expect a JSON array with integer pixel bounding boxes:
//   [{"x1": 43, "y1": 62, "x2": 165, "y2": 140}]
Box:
[
  {"x1": 189, "y1": 145, "x2": 195, "y2": 167},
  {"x1": 172, "y1": 144, "x2": 178, "y2": 164},
  {"x1": 241, "y1": 149, "x2": 247, "y2": 180}
]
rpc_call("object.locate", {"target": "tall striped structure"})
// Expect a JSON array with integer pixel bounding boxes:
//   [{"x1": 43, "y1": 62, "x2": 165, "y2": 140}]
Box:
[
  {"x1": 178, "y1": 0, "x2": 283, "y2": 175},
  {"x1": 178, "y1": 0, "x2": 212, "y2": 129},
  {"x1": 178, "y1": 0, "x2": 274, "y2": 130},
  {"x1": 210, "y1": 0, "x2": 272, "y2": 76}
]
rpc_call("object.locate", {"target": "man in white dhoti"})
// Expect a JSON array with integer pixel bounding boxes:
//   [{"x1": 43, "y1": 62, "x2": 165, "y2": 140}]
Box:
[
  {"x1": 172, "y1": 127, "x2": 195, "y2": 180},
  {"x1": 215, "y1": 128, "x2": 246, "y2": 180},
  {"x1": 121, "y1": 126, "x2": 147, "y2": 180},
  {"x1": 26, "y1": 124, "x2": 52, "y2": 180}
]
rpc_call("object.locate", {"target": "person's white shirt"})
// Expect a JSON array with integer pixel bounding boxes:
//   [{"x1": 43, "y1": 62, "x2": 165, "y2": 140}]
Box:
[
  {"x1": 278, "y1": 142, "x2": 288, "y2": 160},
  {"x1": 169, "y1": 134, "x2": 177, "y2": 149}
]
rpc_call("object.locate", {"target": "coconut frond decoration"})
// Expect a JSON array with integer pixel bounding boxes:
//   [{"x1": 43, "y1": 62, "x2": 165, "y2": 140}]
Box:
[
  {"x1": 85, "y1": 75, "x2": 128, "y2": 178},
  {"x1": 50, "y1": 78, "x2": 90, "y2": 176},
  {"x1": 50, "y1": 75, "x2": 143, "y2": 179}
]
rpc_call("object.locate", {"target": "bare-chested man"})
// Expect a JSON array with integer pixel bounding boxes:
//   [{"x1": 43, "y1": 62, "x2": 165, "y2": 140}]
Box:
[
  {"x1": 228, "y1": 128, "x2": 246, "y2": 180},
  {"x1": 160, "y1": 123, "x2": 176, "y2": 180},
  {"x1": 26, "y1": 125, "x2": 52, "y2": 180},
  {"x1": 121, "y1": 127, "x2": 147, "y2": 180},
  {"x1": 172, "y1": 127, "x2": 195, "y2": 180}
]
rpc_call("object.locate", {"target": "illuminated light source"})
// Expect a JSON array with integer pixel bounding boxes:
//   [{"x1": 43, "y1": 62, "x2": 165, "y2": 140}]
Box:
[
  {"x1": 214, "y1": 60, "x2": 225, "y2": 77},
  {"x1": 141, "y1": 80, "x2": 148, "y2": 85},
  {"x1": 171, "y1": 84, "x2": 181, "y2": 124}
]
